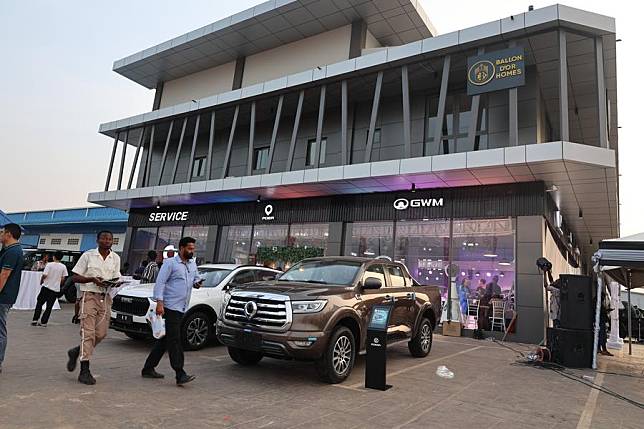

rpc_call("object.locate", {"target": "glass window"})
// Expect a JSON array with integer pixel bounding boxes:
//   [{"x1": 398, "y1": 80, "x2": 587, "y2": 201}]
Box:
[
  {"x1": 221, "y1": 226, "x2": 252, "y2": 265},
  {"x1": 387, "y1": 265, "x2": 407, "y2": 287},
  {"x1": 288, "y1": 223, "x2": 329, "y2": 253},
  {"x1": 183, "y1": 225, "x2": 210, "y2": 265},
  {"x1": 281, "y1": 259, "x2": 361, "y2": 286},
  {"x1": 156, "y1": 226, "x2": 183, "y2": 253},
  {"x1": 192, "y1": 157, "x2": 207, "y2": 178},
  {"x1": 362, "y1": 264, "x2": 386, "y2": 286},
  {"x1": 231, "y1": 270, "x2": 255, "y2": 285},
  {"x1": 394, "y1": 220, "x2": 450, "y2": 291},
  {"x1": 253, "y1": 147, "x2": 269, "y2": 170},
  {"x1": 199, "y1": 268, "x2": 232, "y2": 288},
  {"x1": 366, "y1": 128, "x2": 381, "y2": 146},
  {"x1": 252, "y1": 224, "x2": 289, "y2": 256},
  {"x1": 344, "y1": 222, "x2": 393, "y2": 258},
  {"x1": 254, "y1": 269, "x2": 278, "y2": 281},
  {"x1": 129, "y1": 227, "x2": 158, "y2": 271},
  {"x1": 306, "y1": 138, "x2": 327, "y2": 166},
  {"x1": 451, "y1": 217, "x2": 515, "y2": 305}
]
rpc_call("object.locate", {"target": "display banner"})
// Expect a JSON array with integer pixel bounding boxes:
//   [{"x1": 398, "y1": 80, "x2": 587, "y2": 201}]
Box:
[{"x1": 467, "y1": 47, "x2": 525, "y2": 95}]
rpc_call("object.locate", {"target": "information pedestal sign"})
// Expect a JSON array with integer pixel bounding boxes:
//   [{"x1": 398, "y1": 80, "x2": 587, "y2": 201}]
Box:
[{"x1": 365, "y1": 304, "x2": 393, "y2": 391}]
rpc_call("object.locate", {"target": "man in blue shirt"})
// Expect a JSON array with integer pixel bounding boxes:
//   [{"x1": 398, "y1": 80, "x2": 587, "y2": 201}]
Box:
[
  {"x1": 142, "y1": 236, "x2": 202, "y2": 385},
  {"x1": 0, "y1": 223, "x2": 25, "y2": 374}
]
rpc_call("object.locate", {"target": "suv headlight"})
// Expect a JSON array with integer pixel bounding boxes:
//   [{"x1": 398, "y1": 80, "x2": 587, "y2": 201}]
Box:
[{"x1": 291, "y1": 300, "x2": 327, "y2": 314}]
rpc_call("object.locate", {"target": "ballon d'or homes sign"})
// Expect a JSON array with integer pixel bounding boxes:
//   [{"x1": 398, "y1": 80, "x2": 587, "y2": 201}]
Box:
[{"x1": 467, "y1": 47, "x2": 525, "y2": 96}]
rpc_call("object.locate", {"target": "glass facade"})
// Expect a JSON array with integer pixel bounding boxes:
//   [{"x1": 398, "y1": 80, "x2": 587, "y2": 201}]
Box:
[
  {"x1": 288, "y1": 223, "x2": 329, "y2": 252},
  {"x1": 343, "y1": 217, "x2": 516, "y2": 332},
  {"x1": 344, "y1": 222, "x2": 394, "y2": 258},
  {"x1": 221, "y1": 225, "x2": 253, "y2": 265}
]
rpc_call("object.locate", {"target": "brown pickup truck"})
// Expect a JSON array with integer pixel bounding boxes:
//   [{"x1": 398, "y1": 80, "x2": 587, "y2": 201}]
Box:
[{"x1": 216, "y1": 256, "x2": 441, "y2": 383}]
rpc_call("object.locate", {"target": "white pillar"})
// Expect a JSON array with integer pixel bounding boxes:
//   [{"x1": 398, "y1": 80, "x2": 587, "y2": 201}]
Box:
[{"x1": 607, "y1": 281, "x2": 624, "y2": 350}]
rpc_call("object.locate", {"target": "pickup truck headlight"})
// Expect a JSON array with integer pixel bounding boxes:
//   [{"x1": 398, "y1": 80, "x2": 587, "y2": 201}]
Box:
[{"x1": 291, "y1": 300, "x2": 327, "y2": 314}]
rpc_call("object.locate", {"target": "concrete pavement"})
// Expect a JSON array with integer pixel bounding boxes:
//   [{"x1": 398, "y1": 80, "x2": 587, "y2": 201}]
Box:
[{"x1": 0, "y1": 304, "x2": 642, "y2": 428}]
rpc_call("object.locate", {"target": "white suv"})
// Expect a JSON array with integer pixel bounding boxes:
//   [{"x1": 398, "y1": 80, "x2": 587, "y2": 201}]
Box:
[{"x1": 110, "y1": 264, "x2": 281, "y2": 350}]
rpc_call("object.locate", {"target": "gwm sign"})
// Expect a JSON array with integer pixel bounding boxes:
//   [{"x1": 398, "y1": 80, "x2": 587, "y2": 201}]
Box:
[{"x1": 393, "y1": 198, "x2": 444, "y2": 210}]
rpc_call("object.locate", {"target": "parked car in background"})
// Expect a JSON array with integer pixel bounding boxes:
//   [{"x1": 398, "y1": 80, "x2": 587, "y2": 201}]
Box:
[
  {"x1": 217, "y1": 257, "x2": 441, "y2": 383},
  {"x1": 619, "y1": 301, "x2": 644, "y2": 343},
  {"x1": 110, "y1": 264, "x2": 281, "y2": 350}
]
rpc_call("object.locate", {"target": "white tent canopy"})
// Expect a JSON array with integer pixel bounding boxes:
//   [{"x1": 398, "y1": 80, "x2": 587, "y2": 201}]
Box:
[{"x1": 592, "y1": 232, "x2": 644, "y2": 366}]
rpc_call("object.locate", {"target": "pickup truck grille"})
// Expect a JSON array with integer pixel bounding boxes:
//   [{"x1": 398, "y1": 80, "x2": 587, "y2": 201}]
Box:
[
  {"x1": 224, "y1": 293, "x2": 290, "y2": 330},
  {"x1": 112, "y1": 295, "x2": 150, "y2": 317}
]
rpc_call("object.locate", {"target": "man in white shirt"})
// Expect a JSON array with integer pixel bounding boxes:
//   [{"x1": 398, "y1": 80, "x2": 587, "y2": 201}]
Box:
[
  {"x1": 65, "y1": 231, "x2": 121, "y2": 385},
  {"x1": 31, "y1": 251, "x2": 67, "y2": 327}
]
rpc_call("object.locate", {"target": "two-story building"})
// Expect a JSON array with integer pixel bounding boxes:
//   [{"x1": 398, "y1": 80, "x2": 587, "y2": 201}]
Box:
[{"x1": 87, "y1": 1, "x2": 619, "y2": 343}]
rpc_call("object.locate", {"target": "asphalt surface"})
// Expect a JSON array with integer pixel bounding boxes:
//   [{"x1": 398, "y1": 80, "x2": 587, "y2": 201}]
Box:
[{"x1": 0, "y1": 304, "x2": 642, "y2": 428}]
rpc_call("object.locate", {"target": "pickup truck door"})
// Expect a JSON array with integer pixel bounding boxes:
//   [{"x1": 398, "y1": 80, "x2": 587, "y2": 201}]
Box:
[{"x1": 385, "y1": 264, "x2": 418, "y2": 339}]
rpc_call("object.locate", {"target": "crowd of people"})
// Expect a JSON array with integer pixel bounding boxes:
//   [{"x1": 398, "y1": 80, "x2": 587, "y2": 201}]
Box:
[{"x1": 0, "y1": 223, "x2": 202, "y2": 385}]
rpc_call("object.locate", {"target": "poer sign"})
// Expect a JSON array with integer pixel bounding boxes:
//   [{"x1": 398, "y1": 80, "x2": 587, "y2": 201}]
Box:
[{"x1": 467, "y1": 47, "x2": 525, "y2": 96}]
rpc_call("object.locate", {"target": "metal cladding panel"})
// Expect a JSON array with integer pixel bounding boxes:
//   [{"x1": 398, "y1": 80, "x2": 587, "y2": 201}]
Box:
[{"x1": 128, "y1": 182, "x2": 546, "y2": 227}]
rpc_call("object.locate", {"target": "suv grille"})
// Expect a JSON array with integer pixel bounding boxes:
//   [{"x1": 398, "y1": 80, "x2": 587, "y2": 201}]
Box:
[
  {"x1": 112, "y1": 295, "x2": 149, "y2": 316},
  {"x1": 224, "y1": 293, "x2": 290, "y2": 330}
]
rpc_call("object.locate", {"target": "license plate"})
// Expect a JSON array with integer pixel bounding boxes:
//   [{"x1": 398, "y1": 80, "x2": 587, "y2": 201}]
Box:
[
  {"x1": 116, "y1": 313, "x2": 133, "y2": 323},
  {"x1": 237, "y1": 330, "x2": 262, "y2": 349}
]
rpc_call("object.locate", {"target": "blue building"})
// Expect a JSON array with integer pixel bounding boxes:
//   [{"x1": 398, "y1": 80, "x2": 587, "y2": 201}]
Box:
[{"x1": 6, "y1": 207, "x2": 128, "y2": 254}]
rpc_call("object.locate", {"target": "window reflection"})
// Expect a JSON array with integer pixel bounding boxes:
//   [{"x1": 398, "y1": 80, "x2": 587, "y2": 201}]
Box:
[
  {"x1": 288, "y1": 223, "x2": 329, "y2": 252},
  {"x1": 221, "y1": 226, "x2": 252, "y2": 265},
  {"x1": 344, "y1": 222, "x2": 394, "y2": 258}
]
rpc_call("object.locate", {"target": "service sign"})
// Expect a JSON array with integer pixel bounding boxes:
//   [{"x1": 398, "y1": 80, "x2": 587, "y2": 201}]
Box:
[
  {"x1": 467, "y1": 47, "x2": 525, "y2": 96},
  {"x1": 148, "y1": 211, "x2": 189, "y2": 222}
]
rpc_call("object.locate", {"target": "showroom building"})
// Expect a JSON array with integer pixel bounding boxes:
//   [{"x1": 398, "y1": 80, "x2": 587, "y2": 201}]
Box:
[{"x1": 87, "y1": 1, "x2": 618, "y2": 343}]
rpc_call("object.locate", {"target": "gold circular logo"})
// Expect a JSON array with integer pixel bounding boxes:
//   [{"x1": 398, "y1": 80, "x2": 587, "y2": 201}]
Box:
[{"x1": 468, "y1": 60, "x2": 495, "y2": 86}]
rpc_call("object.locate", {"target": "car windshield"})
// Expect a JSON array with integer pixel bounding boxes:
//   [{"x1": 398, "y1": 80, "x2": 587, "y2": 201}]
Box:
[
  {"x1": 198, "y1": 268, "x2": 233, "y2": 288},
  {"x1": 279, "y1": 260, "x2": 361, "y2": 286}
]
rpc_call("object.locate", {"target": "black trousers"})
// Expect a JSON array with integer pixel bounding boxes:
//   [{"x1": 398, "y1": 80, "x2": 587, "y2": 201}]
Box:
[
  {"x1": 143, "y1": 308, "x2": 185, "y2": 379},
  {"x1": 32, "y1": 287, "x2": 58, "y2": 324}
]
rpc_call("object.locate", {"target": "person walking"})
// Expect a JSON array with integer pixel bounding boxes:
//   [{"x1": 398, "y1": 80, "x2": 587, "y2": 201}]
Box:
[
  {"x1": 31, "y1": 251, "x2": 68, "y2": 327},
  {"x1": 141, "y1": 237, "x2": 202, "y2": 386},
  {"x1": 0, "y1": 223, "x2": 25, "y2": 374},
  {"x1": 65, "y1": 231, "x2": 121, "y2": 385},
  {"x1": 141, "y1": 250, "x2": 159, "y2": 284}
]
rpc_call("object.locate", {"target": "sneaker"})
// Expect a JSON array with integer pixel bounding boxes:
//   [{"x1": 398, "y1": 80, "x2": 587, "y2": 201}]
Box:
[
  {"x1": 176, "y1": 374, "x2": 196, "y2": 386},
  {"x1": 38, "y1": 323, "x2": 47, "y2": 327},
  {"x1": 141, "y1": 368, "x2": 165, "y2": 379},
  {"x1": 31, "y1": 321, "x2": 38, "y2": 326},
  {"x1": 67, "y1": 347, "x2": 80, "y2": 372}
]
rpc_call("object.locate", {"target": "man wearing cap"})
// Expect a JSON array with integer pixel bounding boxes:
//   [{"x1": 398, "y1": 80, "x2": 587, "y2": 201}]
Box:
[{"x1": 66, "y1": 230, "x2": 121, "y2": 385}]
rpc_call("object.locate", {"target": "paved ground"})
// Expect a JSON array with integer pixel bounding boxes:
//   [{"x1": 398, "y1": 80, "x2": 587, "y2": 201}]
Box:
[{"x1": 1, "y1": 304, "x2": 642, "y2": 429}]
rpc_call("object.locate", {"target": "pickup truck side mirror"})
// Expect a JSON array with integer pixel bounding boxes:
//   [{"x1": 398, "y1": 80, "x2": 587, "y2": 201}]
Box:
[{"x1": 363, "y1": 277, "x2": 382, "y2": 290}]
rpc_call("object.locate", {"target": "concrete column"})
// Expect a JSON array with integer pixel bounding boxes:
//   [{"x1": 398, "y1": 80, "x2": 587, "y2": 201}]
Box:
[
  {"x1": 121, "y1": 226, "x2": 135, "y2": 265},
  {"x1": 514, "y1": 216, "x2": 548, "y2": 344},
  {"x1": 607, "y1": 280, "x2": 624, "y2": 350},
  {"x1": 204, "y1": 226, "x2": 219, "y2": 264},
  {"x1": 325, "y1": 222, "x2": 344, "y2": 256}
]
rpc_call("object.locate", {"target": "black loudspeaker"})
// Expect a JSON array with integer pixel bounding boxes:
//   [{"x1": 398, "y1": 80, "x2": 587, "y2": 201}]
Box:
[
  {"x1": 558, "y1": 274, "x2": 595, "y2": 330},
  {"x1": 547, "y1": 327, "x2": 593, "y2": 368}
]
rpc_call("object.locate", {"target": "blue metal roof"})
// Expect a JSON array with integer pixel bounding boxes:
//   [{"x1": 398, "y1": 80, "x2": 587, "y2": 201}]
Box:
[
  {"x1": 6, "y1": 207, "x2": 128, "y2": 226},
  {"x1": 0, "y1": 209, "x2": 15, "y2": 226}
]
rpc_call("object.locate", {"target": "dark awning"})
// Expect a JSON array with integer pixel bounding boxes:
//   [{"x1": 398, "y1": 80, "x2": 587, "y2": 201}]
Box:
[{"x1": 596, "y1": 233, "x2": 644, "y2": 288}]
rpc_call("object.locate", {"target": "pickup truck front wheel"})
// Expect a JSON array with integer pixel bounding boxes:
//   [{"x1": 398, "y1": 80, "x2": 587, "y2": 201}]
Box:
[
  {"x1": 408, "y1": 318, "x2": 433, "y2": 357},
  {"x1": 315, "y1": 326, "x2": 355, "y2": 384},
  {"x1": 228, "y1": 347, "x2": 263, "y2": 366}
]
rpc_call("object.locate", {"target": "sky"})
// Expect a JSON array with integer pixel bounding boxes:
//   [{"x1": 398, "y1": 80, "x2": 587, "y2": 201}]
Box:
[{"x1": 0, "y1": 0, "x2": 641, "y2": 236}]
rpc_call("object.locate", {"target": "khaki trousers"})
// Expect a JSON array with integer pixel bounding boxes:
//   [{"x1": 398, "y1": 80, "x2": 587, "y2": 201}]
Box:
[{"x1": 79, "y1": 291, "x2": 112, "y2": 361}]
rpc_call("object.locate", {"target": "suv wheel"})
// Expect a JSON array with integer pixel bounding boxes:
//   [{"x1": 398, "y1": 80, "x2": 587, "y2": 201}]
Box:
[
  {"x1": 228, "y1": 347, "x2": 263, "y2": 365},
  {"x1": 408, "y1": 317, "x2": 433, "y2": 357},
  {"x1": 315, "y1": 326, "x2": 355, "y2": 384},
  {"x1": 182, "y1": 311, "x2": 212, "y2": 351}
]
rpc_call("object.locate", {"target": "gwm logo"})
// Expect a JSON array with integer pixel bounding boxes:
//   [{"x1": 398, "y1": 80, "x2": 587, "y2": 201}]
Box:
[
  {"x1": 262, "y1": 204, "x2": 275, "y2": 221},
  {"x1": 393, "y1": 198, "x2": 444, "y2": 210}
]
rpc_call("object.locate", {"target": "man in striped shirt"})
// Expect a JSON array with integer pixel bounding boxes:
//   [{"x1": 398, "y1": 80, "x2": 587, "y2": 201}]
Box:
[{"x1": 141, "y1": 250, "x2": 159, "y2": 284}]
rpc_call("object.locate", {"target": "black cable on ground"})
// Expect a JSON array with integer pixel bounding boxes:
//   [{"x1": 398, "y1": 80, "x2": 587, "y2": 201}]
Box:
[
  {"x1": 514, "y1": 359, "x2": 644, "y2": 410},
  {"x1": 489, "y1": 338, "x2": 644, "y2": 410}
]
